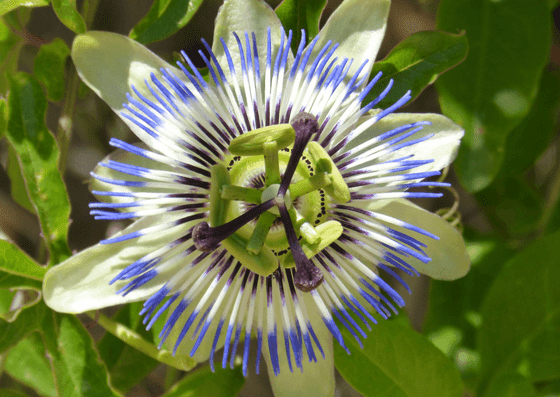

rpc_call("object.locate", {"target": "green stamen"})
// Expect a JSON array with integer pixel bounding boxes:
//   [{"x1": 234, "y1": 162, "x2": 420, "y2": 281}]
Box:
[
  {"x1": 307, "y1": 141, "x2": 351, "y2": 204},
  {"x1": 221, "y1": 234, "x2": 277, "y2": 276},
  {"x1": 283, "y1": 220, "x2": 343, "y2": 268},
  {"x1": 221, "y1": 185, "x2": 262, "y2": 203},
  {"x1": 246, "y1": 212, "x2": 277, "y2": 254},
  {"x1": 289, "y1": 172, "x2": 332, "y2": 199},
  {"x1": 264, "y1": 141, "x2": 280, "y2": 186},
  {"x1": 290, "y1": 207, "x2": 320, "y2": 245},
  {"x1": 228, "y1": 124, "x2": 295, "y2": 156}
]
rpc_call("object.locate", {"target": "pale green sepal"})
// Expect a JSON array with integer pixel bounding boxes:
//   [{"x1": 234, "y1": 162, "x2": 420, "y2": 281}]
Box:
[
  {"x1": 72, "y1": 31, "x2": 181, "y2": 112},
  {"x1": 43, "y1": 214, "x2": 194, "y2": 313},
  {"x1": 310, "y1": 0, "x2": 390, "y2": 87},
  {"x1": 264, "y1": 294, "x2": 335, "y2": 397},
  {"x1": 350, "y1": 113, "x2": 464, "y2": 174},
  {"x1": 374, "y1": 199, "x2": 470, "y2": 280},
  {"x1": 212, "y1": 0, "x2": 292, "y2": 86}
]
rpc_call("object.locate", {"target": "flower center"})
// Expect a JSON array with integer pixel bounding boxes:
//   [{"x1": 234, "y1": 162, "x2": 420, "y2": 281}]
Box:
[{"x1": 193, "y1": 112, "x2": 350, "y2": 292}]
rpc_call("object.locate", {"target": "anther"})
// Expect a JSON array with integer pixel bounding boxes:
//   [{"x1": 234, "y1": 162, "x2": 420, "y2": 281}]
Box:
[{"x1": 278, "y1": 204, "x2": 323, "y2": 292}]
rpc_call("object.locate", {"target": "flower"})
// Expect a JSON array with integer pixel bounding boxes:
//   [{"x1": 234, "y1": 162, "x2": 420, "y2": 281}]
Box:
[{"x1": 43, "y1": 0, "x2": 470, "y2": 396}]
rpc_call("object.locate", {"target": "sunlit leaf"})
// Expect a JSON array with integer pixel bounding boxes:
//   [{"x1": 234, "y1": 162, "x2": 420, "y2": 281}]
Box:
[
  {"x1": 0, "y1": 0, "x2": 49, "y2": 17},
  {"x1": 335, "y1": 319, "x2": 463, "y2": 397},
  {"x1": 34, "y1": 38, "x2": 70, "y2": 102},
  {"x1": 366, "y1": 30, "x2": 468, "y2": 109},
  {"x1": 275, "y1": 0, "x2": 327, "y2": 52},
  {"x1": 51, "y1": 0, "x2": 86, "y2": 34},
  {"x1": 97, "y1": 302, "x2": 159, "y2": 393},
  {"x1": 7, "y1": 146, "x2": 35, "y2": 213},
  {"x1": 6, "y1": 73, "x2": 71, "y2": 265},
  {"x1": 436, "y1": 0, "x2": 550, "y2": 192},
  {"x1": 129, "y1": 0, "x2": 203, "y2": 44},
  {"x1": 0, "y1": 21, "x2": 23, "y2": 93},
  {"x1": 478, "y1": 230, "x2": 560, "y2": 391},
  {"x1": 162, "y1": 363, "x2": 245, "y2": 397},
  {"x1": 0, "y1": 239, "x2": 46, "y2": 280},
  {"x1": 5, "y1": 333, "x2": 57, "y2": 397},
  {"x1": 41, "y1": 312, "x2": 123, "y2": 397}
]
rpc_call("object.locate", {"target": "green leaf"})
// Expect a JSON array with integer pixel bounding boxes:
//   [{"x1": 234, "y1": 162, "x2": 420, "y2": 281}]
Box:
[
  {"x1": 5, "y1": 333, "x2": 57, "y2": 397},
  {"x1": 275, "y1": 0, "x2": 327, "y2": 52},
  {"x1": 33, "y1": 38, "x2": 70, "y2": 102},
  {"x1": 0, "y1": 240, "x2": 45, "y2": 321},
  {"x1": 8, "y1": 145, "x2": 35, "y2": 213},
  {"x1": 41, "y1": 312, "x2": 122, "y2": 397},
  {"x1": 51, "y1": 0, "x2": 86, "y2": 34},
  {"x1": 500, "y1": 71, "x2": 560, "y2": 176},
  {"x1": 129, "y1": 0, "x2": 204, "y2": 44},
  {"x1": 436, "y1": 0, "x2": 550, "y2": 192},
  {"x1": 162, "y1": 364, "x2": 245, "y2": 397},
  {"x1": 482, "y1": 373, "x2": 537, "y2": 397},
  {"x1": 0, "y1": 0, "x2": 49, "y2": 17},
  {"x1": 0, "y1": 239, "x2": 46, "y2": 280},
  {"x1": 6, "y1": 73, "x2": 71, "y2": 265},
  {"x1": 0, "y1": 299, "x2": 46, "y2": 353},
  {"x1": 97, "y1": 303, "x2": 159, "y2": 393},
  {"x1": 478, "y1": 230, "x2": 560, "y2": 391},
  {"x1": 475, "y1": 174, "x2": 543, "y2": 238},
  {"x1": 334, "y1": 319, "x2": 463, "y2": 397},
  {"x1": 424, "y1": 231, "x2": 514, "y2": 350},
  {"x1": 366, "y1": 30, "x2": 468, "y2": 110},
  {"x1": 0, "y1": 20, "x2": 23, "y2": 93}
]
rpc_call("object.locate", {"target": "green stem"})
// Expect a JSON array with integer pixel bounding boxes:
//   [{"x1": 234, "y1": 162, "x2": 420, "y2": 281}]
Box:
[
  {"x1": 289, "y1": 172, "x2": 331, "y2": 199},
  {"x1": 81, "y1": 0, "x2": 101, "y2": 29},
  {"x1": 86, "y1": 311, "x2": 197, "y2": 371},
  {"x1": 221, "y1": 185, "x2": 262, "y2": 203},
  {"x1": 538, "y1": 158, "x2": 560, "y2": 234},
  {"x1": 56, "y1": 70, "x2": 79, "y2": 173},
  {"x1": 56, "y1": 0, "x2": 101, "y2": 173}
]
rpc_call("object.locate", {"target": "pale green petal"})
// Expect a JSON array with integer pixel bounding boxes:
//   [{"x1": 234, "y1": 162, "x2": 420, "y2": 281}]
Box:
[
  {"x1": 264, "y1": 294, "x2": 335, "y2": 397},
  {"x1": 350, "y1": 113, "x2": 464, "y2": 173},
  {"x1": 72, "y1": 31, "x2": 179, "y2": 112},
  {"x1": 310, "y1": 0, "x2": 390, "y2": 85},
  {"x1": 212, "y1": 0, "x2": 290, "y2": 81},
  {"x1": 43, "y1": 214, "x2": 194, "y2": 313},
  {"x1": 375, "y1": 199, "x2": 470, "y2": 280}
]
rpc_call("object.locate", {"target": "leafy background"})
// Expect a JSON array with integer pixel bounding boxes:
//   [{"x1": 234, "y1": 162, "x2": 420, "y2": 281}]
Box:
[{"x1": 0, "y1": 0, "x2": 559, "y2": 396}]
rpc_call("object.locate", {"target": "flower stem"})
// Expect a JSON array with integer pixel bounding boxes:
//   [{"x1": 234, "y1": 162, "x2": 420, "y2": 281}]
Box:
[{"x1": 86, "y1": 311, "x2": 197, "y2": 371}]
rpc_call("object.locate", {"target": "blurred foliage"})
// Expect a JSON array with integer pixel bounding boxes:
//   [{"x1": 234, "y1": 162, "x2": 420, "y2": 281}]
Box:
[{"x1": 0, "y1": 0, "x2": 559, "y2": 396}]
